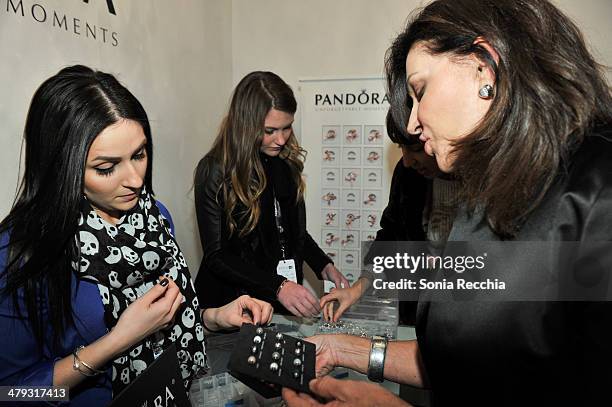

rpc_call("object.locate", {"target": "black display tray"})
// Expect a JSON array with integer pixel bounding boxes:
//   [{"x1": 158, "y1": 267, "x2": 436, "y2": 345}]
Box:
[{"x1": 228, "y1": 324, "x2": 316, "y2": 398}]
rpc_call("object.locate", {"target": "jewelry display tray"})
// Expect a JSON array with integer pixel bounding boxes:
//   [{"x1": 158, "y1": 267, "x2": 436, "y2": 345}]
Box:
[{"x1": 228, "y1": 324, "x2": 316, "y2": 398}]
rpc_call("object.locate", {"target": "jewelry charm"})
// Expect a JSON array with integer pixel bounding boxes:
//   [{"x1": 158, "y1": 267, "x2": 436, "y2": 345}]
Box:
[
  {"x1": 272, "y1": 352, "x2": 281, "y2": 360},
  {"x1": 274, "y1": 342, "x2": 282, "y2": 349},
  {"x1": 247, "y1": 356, "x2": 257, "y2": 365},
  {"x1": 270, "y1": 362, "x2": 279, "y2": 372},
  {"x1": 251, "y1": 345, "x2": 258, "y2": 354},
  {"x1": 293, "y1": 358, "x2": 302, "y2": 366},
  {"x1": 293, "y1": 371, "x2": 300, "y2": 379},
  {"x1": 478, "y1": 84, "x2": 494, "y2": 99},
  {"x1": 256, "y1": 327, "x2": 264, "y2": 335},
  {"x1": 275, "y1": 333, "x2": 283, "y2": 340},
  {"x1": 294, "y1": 348, "x2": 302, "y2": 356},
  {"x1": 253, "y1": 335, "x2": 262, "y2": 344},
  {"x1": 295, "y1": 341, "x2": 302, "y2": 347}
]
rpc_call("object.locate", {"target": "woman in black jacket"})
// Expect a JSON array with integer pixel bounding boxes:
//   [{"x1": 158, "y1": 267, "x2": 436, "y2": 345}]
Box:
[{"x1": 194, "y1": 71, "x2": 349, "y2": 319}]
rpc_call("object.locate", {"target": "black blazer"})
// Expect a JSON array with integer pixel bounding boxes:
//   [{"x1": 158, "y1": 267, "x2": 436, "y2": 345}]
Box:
[
  {"x1": 417, "y1": 127, "x2": 612, "y2": 406},
  {"x1": 363, "y1": 160, "x2": 429, "y2": 325},
  {"x1": 193, "y1": 154, "x2": 331, "y2": 311}
]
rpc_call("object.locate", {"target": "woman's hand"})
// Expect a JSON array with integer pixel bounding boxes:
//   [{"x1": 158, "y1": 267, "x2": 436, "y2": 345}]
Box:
[
  {"x1": 282, "y1": 376, "x2": 411, "y2": 407},
  {"x1": 277, "y1": 280, "x2": 321, "y2": 318},
  {"x1": 320, "y1": 286, "x2": 361, "y2": 322},
  {"x1": 304, "y1": 335, "x2": 342, "y2": 378},
  {"x1": 110, "y1": 277, "x2": 183, "y2": 353},
  {"x1": 321, "y1": 277, "x2": 369, "y2": 322},
  {"x1": 320, "y1": 263, "x2": 350, "y2": 290},
  {"x1": 202, "y1": 295, "x2": 274, "y2": 331}
]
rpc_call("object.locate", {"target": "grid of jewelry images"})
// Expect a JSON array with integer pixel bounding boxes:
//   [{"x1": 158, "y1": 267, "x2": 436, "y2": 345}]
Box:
[{"x1": 320, "y1": 124, "x2": 384, "y2": 285}]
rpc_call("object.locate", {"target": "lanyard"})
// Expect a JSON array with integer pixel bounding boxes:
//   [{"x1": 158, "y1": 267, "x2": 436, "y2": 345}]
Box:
[{"x1": 272, "y1": 188, "x2": 288, "y2": 260}]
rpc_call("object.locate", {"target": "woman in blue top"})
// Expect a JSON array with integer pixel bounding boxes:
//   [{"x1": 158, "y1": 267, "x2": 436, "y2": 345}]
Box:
[{"x1": 0, "y1": 65, "x2": 273, "y2": 405}]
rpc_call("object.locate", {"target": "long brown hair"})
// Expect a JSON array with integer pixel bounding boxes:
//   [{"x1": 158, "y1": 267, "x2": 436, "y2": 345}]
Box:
[
  {"x1": 386, "y1": 0, "x2": 612, "y2": 237},
  {"x1": 205, "y1": 71, "x2": 306, "y2": 237}
]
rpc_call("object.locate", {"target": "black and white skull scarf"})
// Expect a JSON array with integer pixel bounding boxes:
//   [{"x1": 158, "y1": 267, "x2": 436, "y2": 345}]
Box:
[{"x1": 73, "y1": 187, "x2": 207, "y2": 396}]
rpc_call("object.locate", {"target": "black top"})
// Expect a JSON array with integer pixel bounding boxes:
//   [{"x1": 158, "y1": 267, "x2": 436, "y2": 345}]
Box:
[
  {"x1": 193, "y1": 154, "x2": 331, "y2": 313},
  {"x1": 363, "y1": 160, "x2": 429, "y2": 325},
  {"x1": 377, "y1": 160, "x2": 429, "y2": 242},
  {"x1": 417, "y1": 128, "x2": 612, "y2": 406}
]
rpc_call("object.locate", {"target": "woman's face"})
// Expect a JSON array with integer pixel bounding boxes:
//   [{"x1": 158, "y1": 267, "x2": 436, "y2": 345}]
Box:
[
  {"x1": 260, "y1": 108, "x2": 294, "y2": 157},
  {"x1": 401, "y1": 143, "x2": 441, "y2": 178},
  {"x1": 84, "y1": 119, "x2": 148, "y2": 224},
  {"x1": 405, "y1": 42, "x2": 493, "y2": 172}
]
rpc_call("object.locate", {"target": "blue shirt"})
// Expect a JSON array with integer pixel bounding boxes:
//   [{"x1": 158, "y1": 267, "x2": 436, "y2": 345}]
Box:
[{"x1": 0, "y1": 202, "x2": 174, "y2": 406}]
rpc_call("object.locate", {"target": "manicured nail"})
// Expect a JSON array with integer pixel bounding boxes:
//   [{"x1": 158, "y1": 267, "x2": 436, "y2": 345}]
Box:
[{"x1": 160, "y1": 278, "x2": 169, "y2": 287}]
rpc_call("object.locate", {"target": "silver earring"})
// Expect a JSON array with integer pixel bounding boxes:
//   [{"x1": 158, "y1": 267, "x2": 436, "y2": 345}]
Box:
[{"x1": 479, "y1": 84, "x2": 494, "y2": 99}]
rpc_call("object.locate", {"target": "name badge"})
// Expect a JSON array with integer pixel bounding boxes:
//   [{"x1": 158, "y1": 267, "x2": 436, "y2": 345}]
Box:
[{"x1": 276, "y1": 259, "x2": 297, "y2": 283}]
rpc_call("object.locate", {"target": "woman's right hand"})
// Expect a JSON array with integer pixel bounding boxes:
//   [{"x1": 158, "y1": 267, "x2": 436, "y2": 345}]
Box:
[
  {"x1": 110, "y1": 277, "x2": 183, "y2": 353},
  {"x1": 277, "y1": 280, "x2": 321, "y2": 318},
  {"x1": 320, "y1": 286, "x2": 361, "y2": 322}
]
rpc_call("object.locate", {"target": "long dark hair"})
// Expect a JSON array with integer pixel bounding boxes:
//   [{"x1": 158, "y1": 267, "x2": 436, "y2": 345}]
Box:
[
  {"x1": 0, "y1": 65, "x2": 154, "y2": 348},
  {"x1": 385, "y1": 0, "x2": 612, "y2": 237},
  {"x1": 200, "y1": 71, "x2": 305, "y2": 237}
]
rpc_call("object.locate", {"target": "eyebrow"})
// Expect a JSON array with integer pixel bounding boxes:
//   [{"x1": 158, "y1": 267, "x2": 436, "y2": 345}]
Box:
[
  {"x1": 264, "y1": 123, "x2": 293, "y2": 131},
  {"x1": 91, "y1": 140, "x2": 147, "y2": 162}
]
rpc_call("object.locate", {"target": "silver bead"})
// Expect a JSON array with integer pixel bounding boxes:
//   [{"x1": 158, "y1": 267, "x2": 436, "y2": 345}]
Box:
[
  {"x1": 272, "y1": 352, "x2": 281, "y2": 360},
  {"x1": 247, "y1": 356, "x2": 256, "y2": 365},
  {"x1": 274, "y1": 342, "x2": 282, "y2": 349},
  {"x1": 270, "y1": 362, "x2": 279, "y2": 371},
  {"x1": 293, "y1": 358, "x2": 302, "y2": 366},
  {"x1": 251, "y1": 346, "x2": 258, "y2": 354},
  {"x1": 293, "y1": 371, "x2": 300, "y2": 379},
  {"x1": 256, "y1": 327, "x2": 264, "y2": 335},
  {"x1": 275, "y1": 332, "x2": 283, "y2": 340},
  {"x1": 294, "y1": 348, "x2": 302, "y2": 356},
  {"x1": 253, "y1": 335, "x2": 262, "y2": 344},
  {"x1": 295, "y1": 341, "x2": 302, "y2": 347}
]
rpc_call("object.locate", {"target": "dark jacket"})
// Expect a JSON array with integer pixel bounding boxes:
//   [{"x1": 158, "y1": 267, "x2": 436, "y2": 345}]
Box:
[
  {"x1": 376, "y1": 160, "x2": 428, "y2": 242},
  {"x1": 193, "y1": 154, "x2": 331, "y2": 311},
  {"x1": 417, "y1": 127, "x2": 612, "y2": 406},
  {"x1": 365, "y1": 160, "x2": 429, "y2": 325}
]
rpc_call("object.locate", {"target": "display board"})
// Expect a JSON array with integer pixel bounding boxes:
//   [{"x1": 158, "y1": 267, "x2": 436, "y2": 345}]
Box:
[{"x1": 299, "y1": 77, "x2": 401, "y2": 290}]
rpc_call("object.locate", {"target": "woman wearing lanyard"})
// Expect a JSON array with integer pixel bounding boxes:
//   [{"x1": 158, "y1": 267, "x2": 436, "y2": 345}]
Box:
[{"x1": 194, "y1": 71, "x2": 349, "y2": 319}]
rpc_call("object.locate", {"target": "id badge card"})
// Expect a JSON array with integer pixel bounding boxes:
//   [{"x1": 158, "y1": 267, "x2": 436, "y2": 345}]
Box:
[{"x1": 276, "y1": 259, "x2": 297, "y2": 283}]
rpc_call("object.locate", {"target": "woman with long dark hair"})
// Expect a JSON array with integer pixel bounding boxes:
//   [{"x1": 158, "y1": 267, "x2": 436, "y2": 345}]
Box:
[
  {"x1": 194, "y1": 71, "x2": 349, "y2": 319},
  {"x1": 0, "y1": 65, "x2": 272, "y2": 405},
  {"x1": 284, "y1": 0, "x2": 612, "y2": 405}
]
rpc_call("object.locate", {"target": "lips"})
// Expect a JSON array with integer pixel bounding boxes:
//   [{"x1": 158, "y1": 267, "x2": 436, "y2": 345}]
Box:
[
  {"x1": 118, "y1": 192, "x2": 138, "y2": 201},
  {"x1": 419, "y1": 134, "x2": 434, "y2": 156}
]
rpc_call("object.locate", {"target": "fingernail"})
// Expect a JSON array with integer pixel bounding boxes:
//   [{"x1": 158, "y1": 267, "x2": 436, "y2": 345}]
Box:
[{"x1": 160, "y1": 278, "x2": 169, "y2": 287}]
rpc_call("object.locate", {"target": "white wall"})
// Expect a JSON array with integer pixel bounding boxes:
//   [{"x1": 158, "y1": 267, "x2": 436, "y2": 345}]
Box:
[
  {"x1": 0, "y1": 0, "x2": 232, "y2": 272},
  {"x1": 231, "y1": 0, "x2": 612, "y2": 106}
]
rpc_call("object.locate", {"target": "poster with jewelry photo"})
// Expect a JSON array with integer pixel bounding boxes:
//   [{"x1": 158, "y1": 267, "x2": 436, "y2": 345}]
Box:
[{"x1": 299, "y1": 76, "x2": 401, "y2": 291}]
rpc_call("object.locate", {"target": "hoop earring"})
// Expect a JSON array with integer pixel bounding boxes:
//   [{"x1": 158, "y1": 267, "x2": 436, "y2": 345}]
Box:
[{"x1": 479, "y1": 84, "x2": 494, "y2": 99}]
